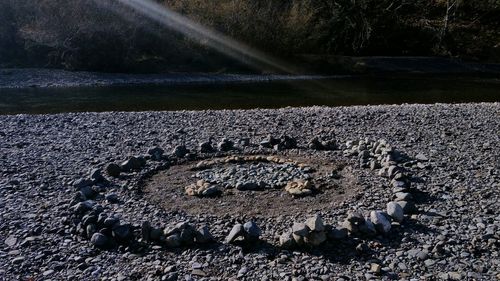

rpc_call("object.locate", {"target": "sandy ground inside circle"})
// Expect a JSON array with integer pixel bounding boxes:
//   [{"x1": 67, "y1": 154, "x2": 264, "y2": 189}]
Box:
[{"x1": 142, "y1": 154, "x2": 362, "y2": 218}]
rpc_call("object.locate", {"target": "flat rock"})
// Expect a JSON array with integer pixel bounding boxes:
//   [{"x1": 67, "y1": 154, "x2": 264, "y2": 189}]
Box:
[
  {"x1": 279, "y1": 231, "x2": 295, "y2": 249},
  {"x1": 292, "y1": 222, "x2": 309, "y2": 236},
  {"x1": 370, "y1": 211, "x2": 391, "y2": 234},
  {"x1": 91, "y1": 233, "x2": 110, "y2": 249},
  {"x1": 305, "y1": 214, "x2": 325, "y2": 232},
  {"x1": 387, "y1": 202, "x2": 404, "y2": 222},
  {"x1": 225, "y1": 224, "x2": 244, "y2": 243},
  {"x1": 243, "y1": 221, "x2": 261, "y2": 240},
  {"x1": 4, "y1": 236, "x2": 17, "y2": 247}
]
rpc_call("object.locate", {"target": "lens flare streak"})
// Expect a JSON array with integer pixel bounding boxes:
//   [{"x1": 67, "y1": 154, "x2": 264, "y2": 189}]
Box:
[{"x1": 113, "y1": 0, "x2": 297, "y2": 73}]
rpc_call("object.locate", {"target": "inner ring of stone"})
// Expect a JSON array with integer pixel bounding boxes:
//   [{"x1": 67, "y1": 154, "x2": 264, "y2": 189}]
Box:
[{"x1": 143, "y1": 154, "x2": 361, "y2": 218}]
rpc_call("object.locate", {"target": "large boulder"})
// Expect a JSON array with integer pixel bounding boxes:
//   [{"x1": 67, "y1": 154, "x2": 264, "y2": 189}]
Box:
[
  {"x1": 106, "y1": 163, "x2": 121, "y2": 177},
  {"x1": 387, "y1": 202, "x2": 404, "y2": 222},
  {"x1": 148, "y1": 146, "x2": 164, "y2": 160},
  {"x1": 91, "y1": 233, "x2": 111, "y2": 249},
  {"x1": 120, "y1": 156, "x2": 145, "y2": 172},
  {"x1": 370, "y1": 211, "x2": 391, "y2": 234}
]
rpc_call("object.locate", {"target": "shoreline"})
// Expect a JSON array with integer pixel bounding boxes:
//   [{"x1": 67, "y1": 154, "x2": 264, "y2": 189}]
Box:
[
  {"x1": 0, "y1": 103, "x2": 498, "y2": 280},
  {"x1": 1, "y1": 57, "x2": 500, "y2": 89},
  {"x1": 0, "y1": 68, "x2": 336, "y2": 89}
]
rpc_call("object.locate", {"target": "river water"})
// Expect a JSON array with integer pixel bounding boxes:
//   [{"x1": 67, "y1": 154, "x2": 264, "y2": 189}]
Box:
[{"x1": 0, "y1": 76, "x2": 498, "y2": 114}]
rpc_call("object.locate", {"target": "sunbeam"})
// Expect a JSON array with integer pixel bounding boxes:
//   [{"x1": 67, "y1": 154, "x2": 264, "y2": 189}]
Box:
[{"x1": 106, "y1": 0, "x2": 299, "y2": 74}]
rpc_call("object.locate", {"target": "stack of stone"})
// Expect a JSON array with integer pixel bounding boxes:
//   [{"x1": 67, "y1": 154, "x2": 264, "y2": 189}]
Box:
[
  {"x1": 185, "y1": 180, "x2": 221, "y2": 197},
  {"x1": 343, "y1": 139, "x2": 402, "y2": 169},
  {"x1": 279, "y1": 214, "x2": 327, "y2": 248},
  {"x1": 217, "y1": 138, "x2": 235, "y2": 151},
  {"x1": 141, "y1": 221, "x2": 214, "y2": 247},
  {"x1": 172, "y1": 145, "x2": 190, "y2": 158},
  {"x1": 342, "y1": 206, "x2": 405, "y2": 237},
  {"x1": 284, "y1": 179, "x2": 315, "y2": 196},
  {"x1": 106, "y1": 155, "x2": 147, "y2": 177},
  {"x1": 71, "y1": 201, "x2": 134, "y2": 249},
  {"x1": 70, "y1": 169, "x2": 109, "y2": 206},
  {"x1": 260, "y1": 135, "x2": 297, "y2": 150},
  {"x1": 385, "y1": 167, "x2": 416, "y2": 214},
  {"x1": 225, "y1": 221, "x2": 262, "y2": 244},
  {"x1": 147, "y1": 146, "x2": 164, "y2": 161},
  {"x1": 308, "y1": 137, "x2": 337, "y2": 151}
]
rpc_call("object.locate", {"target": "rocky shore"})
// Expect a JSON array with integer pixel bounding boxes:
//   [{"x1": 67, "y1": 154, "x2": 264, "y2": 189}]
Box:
[
  {"x1": 0, "y1": 69, "x2": 333, "y2": 89},
  {"x1": 0, "y1": 103, "x2": 498, "y2": 280}
]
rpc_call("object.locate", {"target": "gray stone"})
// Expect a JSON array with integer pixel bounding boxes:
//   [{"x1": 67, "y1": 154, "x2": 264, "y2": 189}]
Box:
[
  {"x1": 259, "y1": 140, "x2": 272, "y2": 148},
  {"x1": 179, "y1": 226, "x2": 197, "y2": 245},
  {"x1": 4, "y1": 235, "x2": 17, "y2": 247},
  {"x1": 236, "y1": 181, "x2": 259, "y2": 191},
  {"x1": 370, "y1": 263, "x2": 381, "y2": 274},
  {"x1": 43, "y1": 269, "x2": 55, "y2": 276},
  {"x1": 359, "y1": 218, "x2": 377, "y2": 236},
  {"x1": 73, "y1": 178, "x2": 93, "y2": 189},
  {"x1": 148, "y1": 146, "x2": 164, "y2": 160},
  {"x1": 281, "y1": 135, "x2": 297, "y2": 149},
  {"x1": 304, "y1": 231, "x2": 327, "y2": 246},
  {"x1": 397, "y1": 201, "x2": 417, "y2": 214},
  {"x1": 347, "y1": 211, "x2": 365, "y2": 224},
  {"x1": 201, "y1": 186, "x2": 220, "y2": 197},
  {"x1": 91, "y1": 233, "x2": 109, "y2": 249},
  {"x1": 82, "y1": 214, "x2": 97, "y2": 227},
  {"x1": 106, "y1": 163, "x2": 121, "y2": 177},
  {"x1": 279, "y1": 231, "x2": 295, "y2": 249},
  {"x1": 11, "y1": 256, "x2": 24, "y2": 265},
  {"x1": 387, "y1": 165, "x2": 402, "y2": 179},
  {"x1": 243, "y1": 221, "x2": 261, "y2": 241},
  {"x1": 370, "y1": 160, "x2": 381, "y2": 170},
  {"x1": 80, "y1": 186, "x2": 96, "y2": 199},
  {"x1": 359, "y1": 150, "x2": 370, "y2": 159},
  {"x1": 163, "y1": 222, "x2": 184, "y2": 237},
  {"x1": 150, "y1": 228, "x2": 162, "y2": 241},
  {"x1": 416, "y1": 250, "x2": 429, "y2": 260},
  {"x1": 199, "y1": 142, "x2": 214, "y2": 153},
  {"x1": 415, "y1": 153, "x2": 428, "y2": 161},
  {"x1": 292, "y1": 222, "x2": 309, "y2": 237},
  {"x1": 148, "y1": 146, "x2": 165, "y2": 161},
  {"x1": 105, "y1": 193, "x2": 119, "y2": 203},
  {"x1": 112, "y1": 224, "x2": 132, "y2": 242},
  {"x1": 86, "y1": 224, "x2": 97, "y2": 238},
  {"x1": 225, "y1": 224, "x2": 244, "y2": 243},
  {"x1": 165, "y1": 234, "x2": 181, "y2": 248},
  {"x1": 395, "y1": 192, "x2": 413, "y2": 201},
  {"x1": 141, "y1": 221, "x2": 151, "y2": 241},
  {"x1": 387, "y1": 202, "x2": 404, "y2": 222},
  {"x1": 328, "y1": 227, "x2": 348, "y2": 240},
  {"x1": 391, "y1": 180, "x2": 409, "y2": 189},
  {"x1": 73, "y1": 200, "x2": 96, "y2": 214},
  {"x1": 172, "y1": 145, "x2": 189, "y2": 158},
  {"x1": 292, "y1": 233, "x2": 305, "y2": 245},
  {"x1": 237, "y1": 266, "x2": 248, "y2": 278},
  {"x1": 120, "y1": 156, "x2": 144, "y2": 171},
  {"x1": 195, "y1": 226, "x2": 214, "y2": 244},
  {"x1": 89, "y1": 168, "x2": 104, "y2": 182},
  {"x1": 370, "y1": 211, "x2": 391, "y2": 234},
  {"x1": 217, "y1": 138, "x2": 234, "y2": 151},
  {"x1": 103, "y1": 217, "x2": 120, "y2": 228},
  {"x1": 305, "y1": 214, "x2": 325, "y2": 232}
]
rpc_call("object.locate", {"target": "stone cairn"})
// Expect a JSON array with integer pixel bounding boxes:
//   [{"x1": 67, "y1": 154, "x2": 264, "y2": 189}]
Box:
[{"x1": 66, "y1": 136, "x2": 425, "y2": 251}]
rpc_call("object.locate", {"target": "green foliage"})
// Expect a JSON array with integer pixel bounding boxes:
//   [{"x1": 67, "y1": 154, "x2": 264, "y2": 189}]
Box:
[{"x1": 0, "y1": 0, "x2": 498, "y2": 71}]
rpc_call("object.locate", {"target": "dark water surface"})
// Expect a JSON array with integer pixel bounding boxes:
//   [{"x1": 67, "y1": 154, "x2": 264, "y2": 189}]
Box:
[{"x1": 0, "y1": 77, "x2": 498, "y2": 115}]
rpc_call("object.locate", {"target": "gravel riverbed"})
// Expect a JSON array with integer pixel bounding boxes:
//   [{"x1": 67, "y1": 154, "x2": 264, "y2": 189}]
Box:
[{"x1": 0, "y1": 103, "x2": 498, "y2": 280}]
